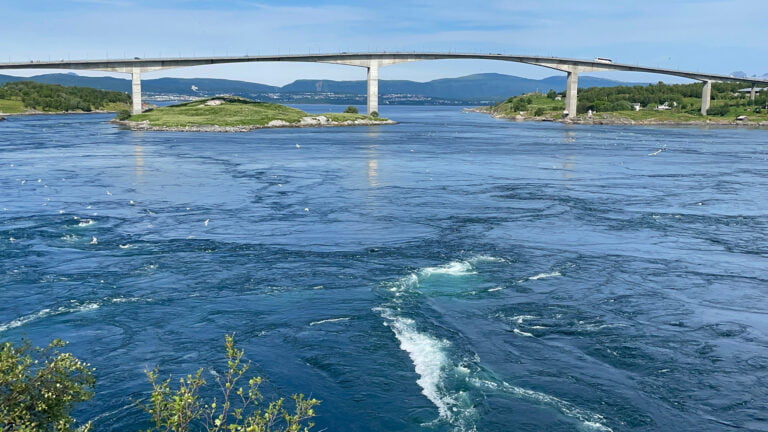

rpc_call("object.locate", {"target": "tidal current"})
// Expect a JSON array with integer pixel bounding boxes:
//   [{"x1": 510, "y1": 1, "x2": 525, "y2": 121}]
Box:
[{"x1": 1, "y1": 106, "x2": 767, "y2": 431}]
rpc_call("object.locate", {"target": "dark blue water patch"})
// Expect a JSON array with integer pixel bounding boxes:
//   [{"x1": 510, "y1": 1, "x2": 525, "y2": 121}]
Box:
[{"x1": 2, "y1": 106, "x2": 768, "y2": 431}]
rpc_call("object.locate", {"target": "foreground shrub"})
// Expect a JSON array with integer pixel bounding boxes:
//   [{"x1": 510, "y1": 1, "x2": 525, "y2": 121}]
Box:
[
  {"x1": 145, "y1": 334, "x2": 319, "y2": 432},
  {"x1": 0, "y1": 339, "x2": 95, "y2": 431},
  {"x1": 343, "y1": 106, "x2": 358, "y2": 114}
]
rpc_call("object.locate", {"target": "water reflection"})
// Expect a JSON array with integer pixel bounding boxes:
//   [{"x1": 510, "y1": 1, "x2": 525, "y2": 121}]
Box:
[
  {"x1": 133, "y1": 145, "x2": 145, "y2": 179},
  {"x1": 366, "y1": 145, "x2": 379, "y2": 188},
  {"x1": 562, "y1": 155, "x2": 575, "y2": 180}
]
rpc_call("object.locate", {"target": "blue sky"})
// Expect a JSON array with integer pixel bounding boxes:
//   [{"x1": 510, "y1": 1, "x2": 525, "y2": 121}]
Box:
[{"x1": 3, "y1": 0, "x2": 767, "y2": 85}]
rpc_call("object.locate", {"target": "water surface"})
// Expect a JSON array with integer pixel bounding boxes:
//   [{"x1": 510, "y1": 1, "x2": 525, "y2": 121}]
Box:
[{"x1": 1, "y1": 106, "x2": 767, "y2": 431}]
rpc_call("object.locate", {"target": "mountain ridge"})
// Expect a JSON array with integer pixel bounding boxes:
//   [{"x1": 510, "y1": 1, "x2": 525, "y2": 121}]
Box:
[{"x1": 0, "y1": 72, "x2": 648, "y2": 103}]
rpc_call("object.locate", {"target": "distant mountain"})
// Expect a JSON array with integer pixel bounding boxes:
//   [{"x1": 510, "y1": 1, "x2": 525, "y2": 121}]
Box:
[
  {"x1": 0, "y1": 72, "x2": 647, "y2": 104},
  {"x1": 731, "y1": 71, "x2": 748, "y2": 78}
]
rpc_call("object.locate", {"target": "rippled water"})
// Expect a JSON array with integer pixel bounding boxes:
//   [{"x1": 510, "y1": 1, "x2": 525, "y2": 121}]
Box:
[{"x1": 1, "y1": 106, "x2": 767, "y2": 431}]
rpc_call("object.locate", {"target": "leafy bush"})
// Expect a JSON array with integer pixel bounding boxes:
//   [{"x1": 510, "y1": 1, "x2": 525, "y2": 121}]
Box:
[
  {"x1": 706, "y1": 105, "x2": 730, "y2": 116},
  {"x1": 511, "y1": 98, "x2": 528, "y2": 112},
  {"x1": 145, "y1": 334, "x2": 320, "y2": 432},
  {"x1": 116, "y1": 109, "x2": 131, "y2": 121},
  {"x1": 533, "y1": 107, "x2": 545, "y2": 116},
  {"x1": 0, "y1": 339, "x2": 95, "y2": 432},
  {"x1": 546, "y1": 89, "x2": 557, "y2": 100},
  {"x1": 370, "y1": 111, "x2": 379, "y2": 118},
  {"x1": 343, "y1": 105, "x2": 358, "y2": 114}
]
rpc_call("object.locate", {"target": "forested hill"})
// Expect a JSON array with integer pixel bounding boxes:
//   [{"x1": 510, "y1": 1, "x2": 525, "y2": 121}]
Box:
[{"x1": 0, "y1": 81, "x2": 130, "y2": 112}]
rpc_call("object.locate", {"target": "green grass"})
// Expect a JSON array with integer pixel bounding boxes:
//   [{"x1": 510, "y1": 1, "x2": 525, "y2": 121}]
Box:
[
  {"x1": 102, "y1": 102, "x2": 131, "y2": 112},
  {"x1": 0, "y1": 99, "x2": 25, "y2": 113},
  {"x1": 128, "y1": 97, "x2": 386, "y2": 127}
]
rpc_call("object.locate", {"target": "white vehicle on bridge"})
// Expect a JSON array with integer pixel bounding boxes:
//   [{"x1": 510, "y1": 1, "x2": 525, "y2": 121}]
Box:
[{"x1": 594, "y1": 57, "x2": 613, "y2": 64}]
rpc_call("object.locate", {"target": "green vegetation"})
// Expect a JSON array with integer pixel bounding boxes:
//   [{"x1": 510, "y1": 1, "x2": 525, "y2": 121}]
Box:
[
  {"x1": 489, "y1": 93, "x2": 564, "y2": 118},
  {"x1": 127, "y1": 97, "x2": 386, "y2": 127},
  {"x1": 0, "y1": 98, "x2": 26, "y2": 113},
  {"x1": 489, "y1": 81, "x2": 768, "y2": 123},
  {"x1": 146, "y1": 334, "x2": 319, "y2": 432},
  {"x1": 1, "y1": 339, "x2": 95, "y2": 431},
  {"x1": 343, "y1": 105, "x2": 359, "y2": 114},
  {"x1": 0, "y1": 81, "x2": 130, "y2": 113},
  {"x1": 1, "y1": 336, "x2": 319, "y2": 432}
]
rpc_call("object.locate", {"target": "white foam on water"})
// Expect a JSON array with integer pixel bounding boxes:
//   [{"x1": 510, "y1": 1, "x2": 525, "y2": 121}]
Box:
[
  {"x1": 376, "y1": 307, "x2": 476, "y2": 430},
  {"x1": 513, "y1": 329, "x2": 535, "y2": 337},
  {"x1": 511, "y1": 315, "x2": 537, "y2": 324},
  {"x1": 421, "y1": 260, "x2": 476, "y2": 277},
  {"x1": 0, "y1": 308, "x2": 53, "y2": 333},
  {"x1": 466, "y1": 255, "x2": 506, "y2": 264},
  {"x1": 471, "y1": 378, "x2": 612, "y2": 432},
  {"x1": 0, "y1": 297, "x2": 143, "y2": 333},
  {"x1": 528, "y1": 271, "x2": 562, "y2": 281},
  {"x1": 77, "y1": 219, "x2": 95, "y2": 227},
  {"x1": 309, "y1": 317, "x2": 350, "y2": 326}
]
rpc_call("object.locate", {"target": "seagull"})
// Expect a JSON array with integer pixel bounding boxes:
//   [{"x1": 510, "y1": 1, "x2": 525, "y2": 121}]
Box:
[
  {"x1": 106, "y1": 190, "x2": 112, "y2": 196},
  {"x1": 295, "y1": 143, "x2": 301, "y2": 149},
  {"x1": 304, "y1": 208, "x2": 310, "y2": 212},
  {"x1": 89, "y1": 236, "x2": 98, "y2": 245},
  {"x1": 129, "y1": 200, "x2": 135, "y2": 205},
  {"x1": 204, "y1": 219, "x2": 210, "y2": 226}
]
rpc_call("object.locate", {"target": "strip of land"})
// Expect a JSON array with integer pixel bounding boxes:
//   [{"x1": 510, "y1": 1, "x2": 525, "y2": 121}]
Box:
[
  {"x1": 113, "y1": 97, "x2": 395, "y2": 132},
  {"x1": 477, "y1": 82, "x2": 768, "y2": 127}
]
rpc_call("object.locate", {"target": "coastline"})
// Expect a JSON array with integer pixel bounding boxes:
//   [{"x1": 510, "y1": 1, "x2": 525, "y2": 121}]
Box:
[
  {"x1": 466, "y1": 107, "x2": 768, "y2": 128},
  {"x1": 111, "y1": 116, "x2": 397, "y2": 132},
  {"x1": 0, "y1": 109, "x2": 119, "y2": 117}
]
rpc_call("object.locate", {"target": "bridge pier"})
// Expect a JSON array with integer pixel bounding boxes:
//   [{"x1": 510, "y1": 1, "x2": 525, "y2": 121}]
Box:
[
  {"x1": 366, "y1": 61, "x2": 379, "y2": 116},
  {"x1": 750, "y1": 84, "x2": 757, "y2": 101},
  {"x1": 131, "y1": 68, "x2": 142, "y2": 115},
  {"x1": 565, "y1": 71, "x2": 579, "y2": 118},
  {"x1": 701, "y1": 80, "x2": 712, "y2": 115}
]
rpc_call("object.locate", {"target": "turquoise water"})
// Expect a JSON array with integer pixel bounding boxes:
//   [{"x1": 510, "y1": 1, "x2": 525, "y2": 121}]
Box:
[{"x1": 1, "y1": 107, "x2": 767, "y2": 431}]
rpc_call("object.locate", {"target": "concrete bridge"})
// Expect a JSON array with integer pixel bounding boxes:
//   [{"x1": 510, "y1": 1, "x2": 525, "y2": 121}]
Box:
[{"x1": 2, "y1": 52, "x2": 767, "y2": 117}]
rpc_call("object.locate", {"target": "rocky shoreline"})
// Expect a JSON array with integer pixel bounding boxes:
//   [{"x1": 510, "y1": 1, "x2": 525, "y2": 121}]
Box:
[
  {"x1": 466, "y1": 107, "x2": 768, "y2": 128},
  {"x1": 112, "y1": 115, "x2": 397, "y2": 132}
]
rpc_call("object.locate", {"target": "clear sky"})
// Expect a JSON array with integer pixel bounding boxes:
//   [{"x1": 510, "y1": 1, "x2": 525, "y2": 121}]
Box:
[{"x1": 3, "y1": 0, "x2": 767, "y2": 85}]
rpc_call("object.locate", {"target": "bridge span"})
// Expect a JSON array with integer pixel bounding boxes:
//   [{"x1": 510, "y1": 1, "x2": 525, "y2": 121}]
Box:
[{"x1": 2, "y1": 52, "x2": 767, "y2": 117}]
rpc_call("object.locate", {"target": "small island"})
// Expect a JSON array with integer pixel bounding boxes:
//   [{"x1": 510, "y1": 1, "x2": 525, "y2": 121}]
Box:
[
  {"x1": 476, "y1": 81, "x2": 768, "y2": 127},
  {"x1": 114, "y1": 97, "x2": 395, "y2": 132}
]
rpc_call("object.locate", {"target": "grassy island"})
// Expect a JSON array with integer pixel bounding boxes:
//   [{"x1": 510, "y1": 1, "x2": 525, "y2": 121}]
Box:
[
  {"x1": 120, "y1": 97, "x2": 394, "y2": 131},
  {"x1": 481, "y1": 81, "x2": 768, "y2": 126}
]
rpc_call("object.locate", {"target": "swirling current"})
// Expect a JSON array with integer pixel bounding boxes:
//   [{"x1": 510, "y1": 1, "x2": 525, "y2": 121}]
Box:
[{"x1": 1, "y1": 106, "x2": 767, "y2": 431}]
